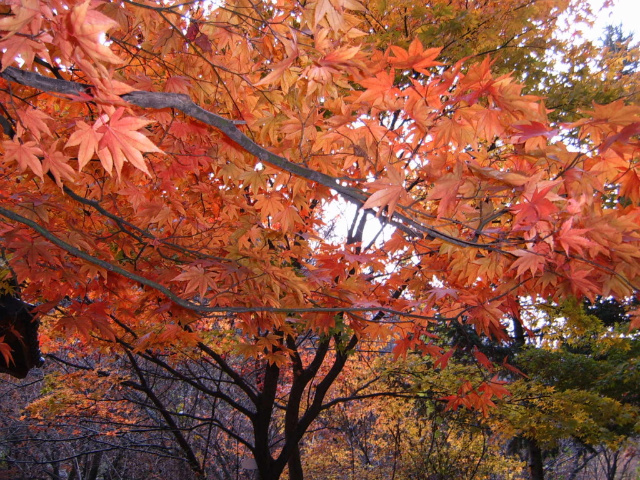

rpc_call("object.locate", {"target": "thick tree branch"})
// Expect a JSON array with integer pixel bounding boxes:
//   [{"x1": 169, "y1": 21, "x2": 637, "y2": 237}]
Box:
[
  {"x1": 0, "y1": 205, "x2": 439, "y2": 319},
  {"x1": 0, "y1": 66, "x2": 494, "y2": 250}
]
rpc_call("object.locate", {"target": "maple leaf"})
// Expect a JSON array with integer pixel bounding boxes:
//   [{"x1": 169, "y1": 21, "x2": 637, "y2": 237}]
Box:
[
  {"x1": 273, "y1": 205, "x2": 303, "y2": 232},
  {"x1": 255, "y1": 193, "x2": 284, "y2": 221},
  {"x1": 502, "y1": 357, "x2": 528, "y2": 378},
  {"x1": 173, "y1": 265, "x2": 219, "y2": 299},
  {"x1": 185, "y1": 22, "x2": 199, "y2": 42},
  {"x1": 42, "y1": 148, "x2": 76, "y2": 187},
  {"x1": 265, "y1": 351, "x2": 289, "y2": 367},
  {"x1": 565, "y1": 265, "x2": 599, "y2": 299},
  {"x1": 392, "y1": 335, "x2": 420, "y2": 360},
  {"x1": 2, "y1": 139, "x2": 44, "y2": 178},
  {"x1": 65, "y1": 120, "x2": 101, "y2": 170},
  {"x1": 314, "y1": 0, "x2": 364, "y2": 31},
  {"x1": 358, "y1": 70, "x2": 399, "y2": 106},
  {"x1": 472, "y1": 346, "x2": 494, "y2": 372},
  {"x1": 0, "y1": 34, "x2": 49, "y2": 70},
  {"x1": 619, "y1": 169, "x2": 640, "y2": 203},
  {"x1": 556, "y1": 219, "x2": 593, "y2": 256},
  {"x1": 240, "y1": 169, "x2": 268, "y2": 192},
  {"x1": 511, "y1": 185, "x2": 559, "y2": 226},
  {"x1": 95, "y1": 108, "x2": 162, "y2": 177},
  {"x1": 164, "y1": 76, "x2": 193, "y2": 95},
  {"x1": 194, "y1": 33, "x2": 213, "y2": 53},
  {"x1": 426, "y1": 172, "x2": 463, "y2": 216},
  {"x1": 361, "y1": 320, "x2": 390, "y2": 340},
  {"x1": 66, "y1": 0, "x2": 123, "y2": 64},
  {"x1": 16, "y1": 108, "x2": 52, "y2": 141},
  {"x1": 361, "y1": 166, "x2": 409, "y2": 217},
  {"x1": 434, "y1": 347, "x2": 455, "y2": 370},
  {"x1": 388, "y1": 38, "x2": 442, "y2": 74},
  {"x1": 426, "y1": 286, "x2": 458, "y2": 302},
  {"x1": 255, "y1": 58, "x2": 298, "y2": 87},
  {"x1": 479, "y1": 377, "x2": 511, "y2": 400},
  {"x1": 510, "y1": 121, "x2": 558, "y2": 151},
  {"x1": 55, "y1": 315, "x2": 92, "y2": 340},
  {"x1": 511, "y1": 249, "x2": 546, "y2": 277},
  {"x1": 235, "y1": 341, "x2": 262, "y2": 358},
  {"x1": 0, "y1": 0, "x2": 40, "y2": 41},
  {"x1": 467, "y1": 162, "x2": 529, "y2": 186},
  {"x1": 255, "y1": 35, "x2": 299, "y2": 87},
  {"x1": 0, "y1": 336, "x2": 14, "y2": 366},
  {"x1": 320, "y1": 45, "x2": 361, "y2": 67}
]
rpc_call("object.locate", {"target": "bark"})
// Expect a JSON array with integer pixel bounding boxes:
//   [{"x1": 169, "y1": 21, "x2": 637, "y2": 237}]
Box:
[
  {"x1": 528, "y1": 438, "x2": 545, "y2": 480},
  {"x1": 287, "y1": 445, "x2": 303, "y2": 480},
  {"x1": 0, "y1": 65, "x2": 505, "y2": 251},
  {"x1": 86, "y1": 451, "x2": 103, "y2": 480}
]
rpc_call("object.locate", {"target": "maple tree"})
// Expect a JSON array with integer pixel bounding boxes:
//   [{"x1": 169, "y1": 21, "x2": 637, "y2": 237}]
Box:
[
  {"x1": 492, "y1": 297, "x2": 640, "y2": 480},
  {"x1": 298, "y1": 296, "x2": 639, "y2": 480},
  {"x1": 0, "y1": 0, "x2": 639, "y2": 479}
]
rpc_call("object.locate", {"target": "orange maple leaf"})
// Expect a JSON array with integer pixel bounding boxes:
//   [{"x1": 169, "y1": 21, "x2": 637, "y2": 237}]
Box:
[
  {"x1": 66, "y1": 1, "x2": 123, "y2": 64},
  {"x1": 0, "y1": 34, "x2": 49, "y2": 70},
  {"x1": 433, "y1": 347, "x2": 455, "y2": 370},
  {"x1": 173, "y1": 265, "x2": 219, "y2": 299},
  {"x1": 426, "y1": 172, "x2": 463, "y2": 216},
  {"x1": 511, "y1": 185, "x2": 559, "y2": 225},
  {"x1": 556, "y1": 219, "x2": 593, "y2": 256},
  {"x1": 511, "y1": 121, "x2": 558, "y2": 149},
  {"x1": 95, "y1": 108, "x2": 162, "y2": 177},
  {"x1": 42, "y1": 148, "x2": 76, "y2": 187},
  {"x1": 467, "y1": 162, "x2": 529, "y2": 186},
  {"x1": 65, "y1": 120, "x2": 101, "y2": 170},
  {"x1": 255, "y1": 193, "x2": 284, "y2": 221},
  {"x1": 511, "y1": 249, "x2": 546, "y2": 277},
  {"x1": 619, "y1": 169, "x2": 640, "y2": 203},
  {"x1": 274, "y1": 205, "x2": 303, "y2": 232},
  {"x1": 314, "y1": 0, "x2": 365, "y2": 30},
  {"x1": 472, "y1": 346, "x2": 494, "y2": 372},
  {"x1": 0, "y1": 0, "x2": 40, "y2": 41},
  {"x1": 361, "y1": 166, "x2": 408, "y2": 217},
  {"x1": 2, "y1": 139, "x2": 44, "y2": 178},
  {"x1": 16, "y1": 108, "x2": 52, "y2": 140},
  {"x1": 565, "y1": 265, "x2": 599, "y2": 299},
  {"x1": 358, "y1": 70, "x2": 399, "y2": 106},
  {"x1": 388, "y1": 38, "x2": 442, "y2": 74}
]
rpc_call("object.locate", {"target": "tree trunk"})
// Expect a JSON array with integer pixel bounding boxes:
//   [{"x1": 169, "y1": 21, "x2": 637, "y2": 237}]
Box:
[
  {"x1": 86, "y1": 451, "x2": 103, "y2": 480},
  {"x1": 287, "y1": 445, "x2": 303, "y2": 480},
  {"x1": 528, "y1": 439, "x2": 544, "y2": 480}
]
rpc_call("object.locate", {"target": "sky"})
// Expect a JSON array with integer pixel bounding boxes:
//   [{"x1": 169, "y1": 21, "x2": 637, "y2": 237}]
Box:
[{"x1": 593, "y1": 0, "x2": 640, "y2": 38}]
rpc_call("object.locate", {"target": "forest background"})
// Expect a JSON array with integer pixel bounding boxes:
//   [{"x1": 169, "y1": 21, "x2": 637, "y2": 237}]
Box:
[{"x1": 0, "y1": 0, "x2": 639, "y2": 479}]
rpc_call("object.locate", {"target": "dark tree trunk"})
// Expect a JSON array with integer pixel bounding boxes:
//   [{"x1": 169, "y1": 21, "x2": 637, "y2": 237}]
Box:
[
  {"x1": 0, "y1": 293, "x2": 43, "y2": 378},
  {"x1": 287, "y1": 445, "x2": 303, "y2": 480},
  {"x1": 528, "y1": 438, "x2": 545, "y2": 480},
  {"x1": 86, "y1": 451, "x2": 103, "y2": 480}
]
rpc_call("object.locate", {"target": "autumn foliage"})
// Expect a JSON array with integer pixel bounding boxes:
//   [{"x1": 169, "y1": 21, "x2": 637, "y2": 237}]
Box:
[{"x1": 0, "y1": 0, "x2": 639, "y2": 478}]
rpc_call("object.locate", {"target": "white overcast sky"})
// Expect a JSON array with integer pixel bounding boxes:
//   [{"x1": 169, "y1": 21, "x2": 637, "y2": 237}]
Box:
[{"x1": 593, "y1": 0, "x2": 640, "y2": 39}]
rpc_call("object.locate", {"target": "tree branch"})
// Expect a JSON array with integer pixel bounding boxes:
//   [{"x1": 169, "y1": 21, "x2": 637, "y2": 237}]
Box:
[
  {"x1": 1, "y1": 65, "x2": 496, "y2": 250},
  {"x1": 0, "y1": 205, "x2": 440, "y2": 319}
]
